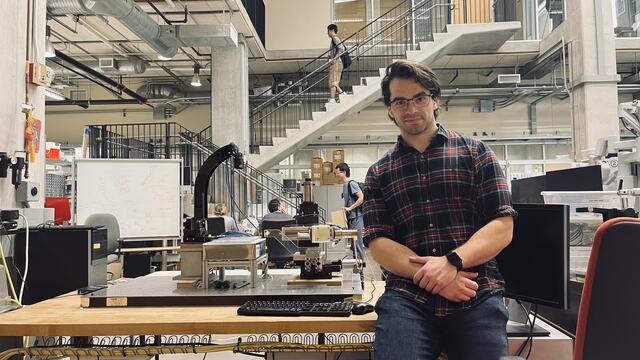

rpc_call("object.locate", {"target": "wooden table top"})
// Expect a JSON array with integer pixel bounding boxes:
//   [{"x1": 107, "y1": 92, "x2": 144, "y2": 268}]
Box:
[{"x1": 0, "y1": 280, "x2": 385, "y2": 337}]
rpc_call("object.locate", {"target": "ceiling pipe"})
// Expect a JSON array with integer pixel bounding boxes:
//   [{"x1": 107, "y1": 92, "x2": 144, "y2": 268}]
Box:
[
  {"x1": 46, "y1": 99, "x2": 141, "y2": 106},
  {"x1": 55, "y1": 50, "x2": 149, "y2": 105},
  {"x1": 47, "y1": 0, "x2": 179, "y2": 59},
  {"x1": 136, "y1": 83, "x2": 209, "y2": 100},
  {"x1": 48, "y1": 58, "x2": 147, "y2": 75}
]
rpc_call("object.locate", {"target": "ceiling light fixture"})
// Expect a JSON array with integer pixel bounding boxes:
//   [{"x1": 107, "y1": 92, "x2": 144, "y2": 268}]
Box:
[
  {"x1": 191, "y1": 66, "x2": 201, "y2": 87},
  {"x1": 44, "y1": 87, "x2": 65, "y2": 100},
  {"x1": 158, "y1": 55, "x2": 173, "y2": 61},
  {"x1": 45, "y1": 25, "x2": 55, "y2": 58}
]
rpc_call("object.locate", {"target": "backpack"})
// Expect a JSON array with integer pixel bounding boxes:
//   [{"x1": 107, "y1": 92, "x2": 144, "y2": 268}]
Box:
[
  {"x1": 345, "y1": 180, "x2": 365, "y2": 214},
  {"x1": 331, "y1": 38, "x2": 352, "y2": 69}
]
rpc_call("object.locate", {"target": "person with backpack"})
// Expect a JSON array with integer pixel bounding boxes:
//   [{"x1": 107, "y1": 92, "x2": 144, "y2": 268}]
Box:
[
  {"x1": 334, "y1": 162, "x2": 365, "y2": 260},
  {"x1": 327, "y1": 24, "x2": 349, "y2": 104}
]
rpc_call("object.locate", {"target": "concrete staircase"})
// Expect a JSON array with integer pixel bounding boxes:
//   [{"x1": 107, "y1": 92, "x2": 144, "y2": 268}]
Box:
[{"x1": 248, "y1": 22, "x2": 521, "y2": 172}]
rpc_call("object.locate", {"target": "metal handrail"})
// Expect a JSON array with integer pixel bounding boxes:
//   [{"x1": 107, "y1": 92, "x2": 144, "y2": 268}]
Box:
[
  {"x1": 250, "y1": 0, "x2": 412, "y2": 114},
  {"x1": 249, "y1": 1, "x2": 453, "y2": 151},
  {"x1": 250, "y1": 1, "x2": 452, "y2": 123},
  {"x1": 86, "y1": 122, "x2": 328, "y2": 221}
]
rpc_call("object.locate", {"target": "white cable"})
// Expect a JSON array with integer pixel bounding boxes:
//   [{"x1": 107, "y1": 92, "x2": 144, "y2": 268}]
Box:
[{"x1": 18, "y1": 214, "x2": 29, "y2": 304}]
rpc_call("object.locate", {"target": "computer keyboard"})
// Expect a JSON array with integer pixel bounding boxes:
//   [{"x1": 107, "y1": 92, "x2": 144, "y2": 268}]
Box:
[{"x1": 237, "y1": 300, "x2": 353, "y2": 317}]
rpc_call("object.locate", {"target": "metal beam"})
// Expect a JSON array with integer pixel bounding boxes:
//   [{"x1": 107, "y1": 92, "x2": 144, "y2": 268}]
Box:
[{"x1": 54, "y1": 50, "x2": 150, "y2": 105}]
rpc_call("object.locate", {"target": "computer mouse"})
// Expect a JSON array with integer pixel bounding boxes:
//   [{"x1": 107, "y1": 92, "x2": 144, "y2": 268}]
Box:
[{"x1": 351, "y1": 302, "x2": 375, "y2": 315}]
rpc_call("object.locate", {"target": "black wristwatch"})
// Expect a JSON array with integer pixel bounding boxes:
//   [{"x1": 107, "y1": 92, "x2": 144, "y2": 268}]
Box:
[{"x1": 446, "y1": 251, "x2": 463, "y2": 271}]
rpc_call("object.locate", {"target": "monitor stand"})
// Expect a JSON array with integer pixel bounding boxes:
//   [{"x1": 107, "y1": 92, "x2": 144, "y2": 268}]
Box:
[{"x1": 506, "y1": 299, "x2": 550, "y2": 337}]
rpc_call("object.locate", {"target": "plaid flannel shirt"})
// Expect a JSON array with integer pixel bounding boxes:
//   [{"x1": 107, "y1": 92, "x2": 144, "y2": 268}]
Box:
[{"x1": 363, "y1": 124, "x2": 517, "y2": 316}]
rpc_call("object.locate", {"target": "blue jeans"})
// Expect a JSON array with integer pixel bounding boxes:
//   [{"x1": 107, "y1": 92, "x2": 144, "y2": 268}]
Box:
[
  {"x1": 374, "y1": 289, "x2": 508, "y2": 360},
  {"x1": 348, "y1": 215, "x2": 364, "y2": 260}
]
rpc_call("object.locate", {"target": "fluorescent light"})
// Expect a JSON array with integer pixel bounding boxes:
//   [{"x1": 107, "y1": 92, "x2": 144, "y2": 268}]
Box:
[
  {"x1": 158, "y1": 55, "x2": 173, "y2": 61},
  {"x1": 45, "y1": 25, "x2": 55, "y2": 58},
  {"x1": 334, "y1": 18, "x2": 364, "y2": 23},
  {"x1": 335, "y1": 0, "x2": 358, "y2": 3},
  {"x1": 191, "y1": 66, "x2": 201, "y2": 87},
  {"x1": 44, "y1": 88, "x2": 65, "y2": 100}
]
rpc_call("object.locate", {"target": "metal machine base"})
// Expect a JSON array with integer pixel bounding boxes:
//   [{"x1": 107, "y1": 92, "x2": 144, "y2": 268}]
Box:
[{"x1": 81, "y1": 270, "x2": 362, "y2": 308}]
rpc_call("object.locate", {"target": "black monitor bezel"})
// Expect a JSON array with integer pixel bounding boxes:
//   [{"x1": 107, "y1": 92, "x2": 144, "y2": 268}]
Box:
[{"x1": 498, "y1": 203, "x2": 570, "y2": 309}]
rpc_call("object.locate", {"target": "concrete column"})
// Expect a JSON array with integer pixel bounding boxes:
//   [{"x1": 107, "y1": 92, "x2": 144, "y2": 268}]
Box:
[
  {"x1": 551, "y1": 0, "x2": 620, "y2": 160},
  {"x1": 210, "y1": 36, "x2": 249, "y2": 216},
  {"x1": 0, "y1": 0, "x2": 46, "y2": 209},
  {"x1": 210, "y1": 35, "x2": 249, "y2": 154}
]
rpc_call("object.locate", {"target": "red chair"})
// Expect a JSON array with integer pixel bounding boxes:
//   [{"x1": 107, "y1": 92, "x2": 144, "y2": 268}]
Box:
[
  {"x1": 574, "y1": 217, "x2": 640, "y2": 360},
  {"x1": 44, "y1": 197, "x2": 71, "y2": 225}
]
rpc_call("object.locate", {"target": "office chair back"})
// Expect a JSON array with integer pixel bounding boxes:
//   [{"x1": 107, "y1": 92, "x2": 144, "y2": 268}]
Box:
[
  {"x1": 262, "y1": 219, "x2": 297, "y2": 231},
  {"x1": 574, "y1": 217, "x2": 640, "y2": 360},
  {"x1": 84, "y1": 213, "x2": 120, "y2": 255},
  {"x1": 262, "y1": 219, "x2": 298, "y2": 266}
]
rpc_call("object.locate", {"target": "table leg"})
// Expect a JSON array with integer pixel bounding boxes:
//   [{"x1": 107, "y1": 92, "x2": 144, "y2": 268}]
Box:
[
  {"x1": 154, "y1": 335, "x2": 161, "y2": 360},
  {"x1": 161, "y1": 239, "x2": 167, "y2": 270},
  {"x1": 250, "y1": 261, "x2": 256, "y2": 288}
]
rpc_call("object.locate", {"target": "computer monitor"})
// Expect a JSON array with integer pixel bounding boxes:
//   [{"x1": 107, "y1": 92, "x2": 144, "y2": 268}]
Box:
[
  {"x1": 545, "y1": 165, "x2": 602, "y2": 191},
  {"x1": 511, "y1": 175, "x2": 546, "y2": 204},
  {"x1": 497, "y1": 203, "x2": 569, "y2": 309}
]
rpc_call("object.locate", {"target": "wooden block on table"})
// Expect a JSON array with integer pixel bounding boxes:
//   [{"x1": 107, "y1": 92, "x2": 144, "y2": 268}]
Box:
[{"x1": 176, "y1": 279, "x2": 199, "y2": 289}]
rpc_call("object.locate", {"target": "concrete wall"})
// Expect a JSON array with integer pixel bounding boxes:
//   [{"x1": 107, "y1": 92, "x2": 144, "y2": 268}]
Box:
[
  {"x1": 264, "y1": 0, "x2": 331, "y2": 51},
  {"x1": 0, "y1": 0, "x2": 46, "y2": 209}
]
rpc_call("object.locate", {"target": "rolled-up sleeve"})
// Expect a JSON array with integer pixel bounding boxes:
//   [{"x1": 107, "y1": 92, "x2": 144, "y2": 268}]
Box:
[
  {"x1": 474, "y1": 141, "x2": 518, "y2": 224},
  {"x1": 363, "y1": 164, "x2": 396, "y2": 246}
]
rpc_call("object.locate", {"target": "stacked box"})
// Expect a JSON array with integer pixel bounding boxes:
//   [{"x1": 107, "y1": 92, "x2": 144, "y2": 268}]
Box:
[
  {"x1": 332, "y1": 149, "x2": 345, "y2": 165},
  {"x1": 311, "y1": 157, "x2": 323, "y2": 184}
]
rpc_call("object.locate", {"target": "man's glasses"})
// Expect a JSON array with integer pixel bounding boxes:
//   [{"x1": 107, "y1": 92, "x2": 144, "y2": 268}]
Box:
[{"x1": 390, "y1": 92, "x2": 434, "y2": 110}]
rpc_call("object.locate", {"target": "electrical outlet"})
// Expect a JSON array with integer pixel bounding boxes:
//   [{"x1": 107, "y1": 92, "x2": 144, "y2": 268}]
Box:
[{"x1": 16, "y1": 181, "x2": 40, "y2": 202}]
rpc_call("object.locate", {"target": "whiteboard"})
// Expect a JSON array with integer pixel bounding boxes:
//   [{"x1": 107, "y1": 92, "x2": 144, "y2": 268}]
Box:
[{"x1": 74, "y1": 159, "x2": 182, "y2": 239}]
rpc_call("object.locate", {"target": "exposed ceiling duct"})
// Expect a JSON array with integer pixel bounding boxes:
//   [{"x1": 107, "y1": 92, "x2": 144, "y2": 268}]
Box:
[
  {"x1": 47, "y1": 0, "x2": 179, "y2": 59},
  {"x1": 49, "y1": 57, "x2": 147, "y2": 75},
  {"x1": 137, "y1": 83, "x2": 209, "y2": 101}
]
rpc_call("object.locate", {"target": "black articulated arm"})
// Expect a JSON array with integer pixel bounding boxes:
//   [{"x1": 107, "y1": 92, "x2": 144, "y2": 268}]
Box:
[{"x1": 186, "y1": 143, "x2": 244, "y2": 243}]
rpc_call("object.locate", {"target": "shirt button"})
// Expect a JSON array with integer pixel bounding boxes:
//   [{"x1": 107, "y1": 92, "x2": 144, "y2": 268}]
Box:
[
  {"x1": 432, "y1": 248, "x2": 437, "y2": 253},
  {"x1": 429, "y1": 223, "x2": 434, "y2": 228}
]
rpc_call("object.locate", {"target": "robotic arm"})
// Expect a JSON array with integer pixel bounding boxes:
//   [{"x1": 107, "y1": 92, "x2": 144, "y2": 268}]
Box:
[{"x1": 184, "y1": 143, "x2": 245, "y2": 243}]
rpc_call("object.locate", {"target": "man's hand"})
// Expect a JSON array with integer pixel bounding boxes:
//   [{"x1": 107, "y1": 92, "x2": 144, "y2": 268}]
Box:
[
  {"x1": 343, "y1": 207, "x2": 351, "y2": 213},
  {"x1": 409, "y1": 256, "x2": 457, "y2": 294},
  {"x1": 438, "y1": 271, "x2": 479, "y2": 302}
]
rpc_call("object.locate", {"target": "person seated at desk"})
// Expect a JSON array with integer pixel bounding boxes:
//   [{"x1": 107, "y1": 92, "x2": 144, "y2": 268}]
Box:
[
  {"x1": 211, "y1": 203, "x2": 238, "y2": 232},
  {"x1": 261, "y1": 199, "x2": 294, "y2": 223}
]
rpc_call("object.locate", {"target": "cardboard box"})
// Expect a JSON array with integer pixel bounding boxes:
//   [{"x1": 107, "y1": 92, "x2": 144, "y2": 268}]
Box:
[
  {"x1": 322, "y1": 161, "x2": 334, "y2": 174},
  {"x1": 311, "y1": 157, "x2": 323, "y2": 170},
  {"x1": 311, "y1": 170, "x2": 322, "y2": 182},
  {"x1": 322, "y1": 172, "x2": 339, "y2": 185},
  {"x1": 330, "y1": 209, "x2": 348, "y2": 228},
  {"x1": 332, "y1": 149, "x2": 345, "y2": 164}
]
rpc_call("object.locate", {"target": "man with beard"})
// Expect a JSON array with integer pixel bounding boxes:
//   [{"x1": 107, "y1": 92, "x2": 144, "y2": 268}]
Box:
[{"x1": 363, "y1": 60, "x2": 517, "y2": 359}]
